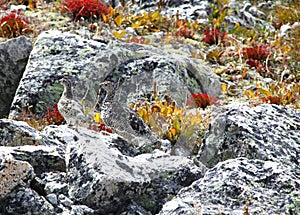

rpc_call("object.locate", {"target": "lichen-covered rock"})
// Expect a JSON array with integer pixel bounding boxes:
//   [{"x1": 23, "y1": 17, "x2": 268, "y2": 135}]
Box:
[
  {"x1": 0, "y1": 153, "x2": 34, "y2": 200},
  {"x1": 196, "y1": 103, "x2": 300, "y2": 175},
  {"x1": 159, "y1": 158, "x2": 300, "y2": 215},
  {"x1": 0, "y1": 119, "x2": 63, "y2": 148},
  {"x1": 127, "y1": 0, "x2": 271, "y2": 29},
  {"x1": 41, "y1": 172, "x2": 69, "y2": 195},
  {"x1": 65, "y1": 126, "x2": 207, "y2": 214},
  {"x1": 0, "y1": 36, "x2": 32, "y2": 118},
  {"x1": 0, "y1": 151, "x2": 55, "y2": 214},
  {"x1": 2, "y1": 145, "x2": 66, "y2": 177},
  {"x1": 9, "y1": 30, "x2": 221, "y2": 120},
  {"x1": 4, "y1": 188, "x2": 54, "y2": 215}
]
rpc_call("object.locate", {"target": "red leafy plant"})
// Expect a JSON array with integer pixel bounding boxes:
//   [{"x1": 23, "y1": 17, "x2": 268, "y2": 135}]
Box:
[
  {"x1": 60, "y1": 0, "x2": 109, "y2": 20},
  {"x1": 242, "y1": 45, "x2": 271, "y2": 61},
  {"x1": 127, "y1": 36, "x2": 147, "y2": 44},
  {"x1": 242, "y1": 45, "x2": 272, "y2": 70},
  {"x1": 202, "y1": 28, "x2": 226, "y2": 45},
  {"x1": 187, "y1": 92, "x2": 218, "y2": 109},
  {"x1": 88, "y1": 123, "x2": 112, "y2": 133},
  {"x1": 45, "y1": 104, "x2": 65, "y2": 125},
  {"x1": 0, "y1": 11, "x2": 31, "y2": 38},
  {"x1": 174, "y1": 24, "x2": 195, "y2": 39}
]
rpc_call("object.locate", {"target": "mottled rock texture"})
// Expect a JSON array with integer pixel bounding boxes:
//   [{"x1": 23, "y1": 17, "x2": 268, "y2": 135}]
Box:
[
  {"x1": 0, "y1": 120, "x2": 206, "y2": 214},
  {"x1": 159, "y1": 158, "x2": 300, "y2": 215},
  {"x1": 0, "y1": 153, "x2": 34, "y2": 199},
  {"x1": 1, "y1": 1, "x2": 298, "y2": 214},
  {"x1": 9, "y1": 30, "x2": 221, "y2": 120},
  {"x1": 0, "y1": 119, "x2": 54, "y2": 147},
  {"x1": 159, "y1": 103, "x2": 300, "y2": 214},
  {"x1": 197, "y1": 103, "x2": 300, "y2": 175},
  {"x1": 66, "y1": 126, "x2": 206, "y2": 214},
  {"x1": 126, "y1": 0, "x2": 271, "y2": 29},
  {"x1": 0, "y1": 36, "x2": 32, "y2": 118}
]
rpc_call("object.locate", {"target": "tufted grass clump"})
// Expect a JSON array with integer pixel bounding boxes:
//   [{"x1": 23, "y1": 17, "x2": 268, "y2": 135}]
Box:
[
  {"x1": 187, "y1": 92, "x2": 219, "y2": 109},
  {"x1": 0, "y1": 11, "x2": 32, "y2": 38},
  {"x1": 241, "y1": 44, "x2": 272, "y2": 72},
  {"x1": 270, "y1": 3, "x2": 300, "y2": 25},
  {"x1": 129, "y1": 81, "x2": 210, "y2": 149},
  {"x1": 202, "y1": 28, "x2": 226, "y2": 45},
  {"x1": 243, "y1": 81, "x2": 300, "y2": 108},
  {"x1": 22, "y1": 104, "x2": 65, "y2": 130}
]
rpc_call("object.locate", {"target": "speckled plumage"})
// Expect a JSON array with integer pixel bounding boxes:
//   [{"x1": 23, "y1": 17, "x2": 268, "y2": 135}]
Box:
[
  {"x1": 99, "y1": 81, "x2": 161, "y2": 150},
  {"x1": 57, "y1": 77, "x2": 86, "y2": 126}
]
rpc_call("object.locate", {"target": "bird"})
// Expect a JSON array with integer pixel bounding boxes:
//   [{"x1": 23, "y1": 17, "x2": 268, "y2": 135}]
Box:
[
  {"x1": 98, "y1": 81, "x2": 161, "y2": 153},
  {"x1": 57, "y1": 76, "x2": 86, "y2": 127}
]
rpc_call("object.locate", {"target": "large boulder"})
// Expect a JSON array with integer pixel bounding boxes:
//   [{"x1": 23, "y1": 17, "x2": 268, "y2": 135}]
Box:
[
  {"x1": 0, "y1": 119, "x2": 207, "y2": 214},
  {"x1": 65, "y1": 126, "x2": 207, "y2": 214},
  {"x1": 159, "y1": 158, "x2": 300, "y2": 215},
  {"x1": 196, "y1": 103, "x2": 300, "y2": 175},
  {"x1": 0, "y1": 119, "x2": 61, "y2": 147},
  {"x1": 0, "y1": 145, "x2": 63, "y2": 214},
  {"x1": 159, "y1": 103, "x2": 300, "y2": 215},
  {"x1": 0, "y1": 36, "x2": 32, "y2": 118},
  {"x1": 8, "y1": 30, "x2": 221, "y2": 120}
]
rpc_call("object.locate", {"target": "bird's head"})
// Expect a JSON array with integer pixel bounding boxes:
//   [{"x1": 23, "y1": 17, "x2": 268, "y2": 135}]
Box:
[
  {"x1": 99, "y1": 81, "x2": 115, "y2": 94},
  {"x1": 60, "y1": 76, "x2": 72, "y2": 88}
]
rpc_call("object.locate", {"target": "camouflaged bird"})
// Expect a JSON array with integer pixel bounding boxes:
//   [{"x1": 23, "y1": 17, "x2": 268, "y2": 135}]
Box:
[
  {"x1": 99, "y1": 81, "x2": 161, "y2": 152},
  {"x1": 58, "y1": 76, "x2": 86, "y2": 127}
]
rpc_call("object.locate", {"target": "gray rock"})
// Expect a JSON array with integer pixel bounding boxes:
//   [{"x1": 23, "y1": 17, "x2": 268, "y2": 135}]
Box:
[
  {"x1": 0, "y1": 153, "x2": 35, "y2": 200},
  {"x1": 4, "y1": 188, "x2": 54, "y2": 215},
  {"x1": 62, "y1": 205, "x2": 94, "y2": 215},
  {"x1": 196, "y1": 103, "x2": 300, "y2": 175},
  {"x1": 0, "y1": 119, "x2": 64, "y2": 150},
  {"x1": 159, "y1": 158, "x2": 300, "y2": 215},
  {"x1": 1, "y1": 145, "x2": 66, "y2": 177},
  {"x1": 120, "y1": 201, "x2": 151, "y2": 215},
  {"x1": 42, "y1": 172, "x2": 68, "y2": 195},
  {"x1": 126, "y1": 0, "x2": 271, "y2": 30},
  {"x1": 8, "y1": 30, "x2": 221, "y2": 121},
  {"x1": 0, "y1": 36, "x2": 32, "y2": 118},
  {"x1": 65, "y1": 126, "x2": 206, "y2": 214},
  {"x1": 47, "y1": 193, "x2": 58, "y2": 205},
  {"x1": 58, "y1": 194, "x2": 74, "y2": 207}
]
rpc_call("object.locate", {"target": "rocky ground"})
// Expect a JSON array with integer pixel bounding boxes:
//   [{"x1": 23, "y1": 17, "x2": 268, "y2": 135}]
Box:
[{"x1": 0, "y1": 0, "x2": 299, "y2": 214}]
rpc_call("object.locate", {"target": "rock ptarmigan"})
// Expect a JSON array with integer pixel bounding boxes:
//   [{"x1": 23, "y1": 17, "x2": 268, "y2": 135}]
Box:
[
  {"x1": 99, "y1": 81, "x2": 161, "y2": 152},
  {"x1": 57, "y1": 76, "x2": 86, "y2": 127}
]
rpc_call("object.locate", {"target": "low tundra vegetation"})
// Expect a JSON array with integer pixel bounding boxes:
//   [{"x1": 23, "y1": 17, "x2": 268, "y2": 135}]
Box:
[{"x1": 1, "y1": 0, "x2": 299, "y2": 151}]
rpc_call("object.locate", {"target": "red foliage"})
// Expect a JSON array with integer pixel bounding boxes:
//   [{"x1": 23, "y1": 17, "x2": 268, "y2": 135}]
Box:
[
  {"x1": 246, "y1": 59, "x2": 260, "y2": 68},
  {"x1": 88, "y1": 123, "x2": 112, "y2": 133},
  {"x1": 174, "y1": 24, "x2": 194, "y2": 39},
  {"x1": 0, "y1": 0, "x2": 9, "y2": 10},
  {"x1": 242, "y1": 45, "x2": 271, "y2": 61},
  {"x1": 187, "y1": 92, "x2": 218, "y2": 109},
  {"x1": 242, "y1": 45, "x2": 272, "y2": 70},
  {"x1": 60, "y1": 0, "x2": 109, "y2": 20},
  {"x1": 0, "y1": 11, "x2": 31, "y2": 38},
  {"x1": 202, "y1": 28, "x2": 226, "y2": 45},
  {"x1": 45, "y1": 104, "x2": 65, "y2": 125},
  {"x1": 260, "y1": 96, "x2": 282, "y2": 105},
  {"x1": 127, "y1": 36, "x2": 146, "y2": 44},
  {"x1": 272, "y1": 22, "x2": 283, "y2": 30}
]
